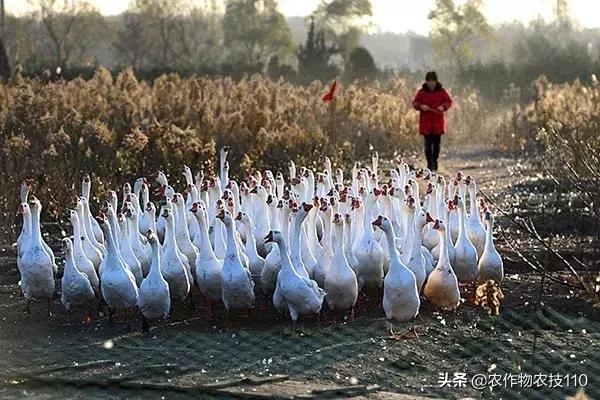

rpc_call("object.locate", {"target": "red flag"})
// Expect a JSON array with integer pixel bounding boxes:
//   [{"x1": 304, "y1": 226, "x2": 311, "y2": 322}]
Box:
[{"x1": 322, "y1": 80, "x2": 337, "y2": 103}]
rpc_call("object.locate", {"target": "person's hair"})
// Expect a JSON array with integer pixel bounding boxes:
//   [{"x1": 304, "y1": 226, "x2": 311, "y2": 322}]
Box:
[{"x1": 425, "y1": 71, "x2": 438, "y2": 81}]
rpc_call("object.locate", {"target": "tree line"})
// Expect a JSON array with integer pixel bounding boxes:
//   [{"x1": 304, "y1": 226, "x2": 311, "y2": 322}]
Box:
[{"x1": 0, "y1": 0, "x2": 599, "y2": 99}]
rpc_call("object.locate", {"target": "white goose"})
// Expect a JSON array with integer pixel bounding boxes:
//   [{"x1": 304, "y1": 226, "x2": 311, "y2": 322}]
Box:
[
  {"x1": 266, "y1": 230, "x2": 324, "y2": 330},
  {"x1": 73, "y1": 198, "x2": 104, "y2": 271},
  {"x1": 236, "y1": 211, "x2": 265, "y2": 278},
  {"x1": 68, "y1": 210, "x2": 100, "y2": 293},
  {"x1": 402, "y1": 200, "x2": 429, "y2": 292},
  {"x1": 452, "y1": 196, "x2": 478, "y2": 283},
  {"x1": 160, "y1": 208, "x2": 191, "y2": 302},
  {"x1": 315, "y1": 199, "x2": 334, "y2": 289},
  {"x1": 124, "y1": 198, "x2": 152, "y2": 276},
  {"x1": 432, "y1": 200, "x2": 457, "y2": 266},
  {"x1": 116, "y1": 210, "x2": 143, "y2": 286},
  {"x1": 18, "y1": 198, "x2": 56, "y2": 314},
  {"x1": 97, "y1": 214, "x2": 138, "y2": 319},
  {"x1": 137, "y1": 231, "x2": 171, "y2": 332},
  {"x1": 172, "y1": 193, "x2": 198, "y2": 271},
  {"x1": 477, "y1": 211, "x2": 504, "y2": 285},
  {"x1": 218, "y1": 210, "x2": 255, "y2": 321},
  {"x1": 424, "y1": 219, "x2": 461, "y2": 311},
  {"x1": 17, "y1": 179, "x2": 34, "y2": 257},
  {"x1": 260, "y1": 200, "x2": 293, "y2": 295},
  {"x1": 82, "y1": 174, "x2": 104, "y2": 244},
  {"x1": 191, "y1": 202, "x2": 222, "y2": 318},
  {"x1": 353, "y1": 189, "x2": 384, "y2": 291},
  {"x1": 28, "y1": 197, "x2": 58, "y2": 275},
  {"x1": 464, "y1": 176, "x2": 486, "y2": 258},
  {"x1": 79, "y1": 196, "x2": 106, "y2": 256},
  {"x1": 324, "y1": 213, "x2": 358, "y2": 319},
  {"x1": 60, "y1": 238, "x2": 95, "y2": 317},
  {"x1": 373, "y1": 215, "x2": 420, "y2": 337}
]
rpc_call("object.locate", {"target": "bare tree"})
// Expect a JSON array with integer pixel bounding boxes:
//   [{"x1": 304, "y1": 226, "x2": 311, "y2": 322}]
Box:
[{"x1": 31, "y1": 0, "x2": 104, "y2": 68}]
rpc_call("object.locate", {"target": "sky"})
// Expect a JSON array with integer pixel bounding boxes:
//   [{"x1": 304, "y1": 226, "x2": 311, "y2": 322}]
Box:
[{"x1": 6, "y1": 0, "x2": 600, "y2": 35}]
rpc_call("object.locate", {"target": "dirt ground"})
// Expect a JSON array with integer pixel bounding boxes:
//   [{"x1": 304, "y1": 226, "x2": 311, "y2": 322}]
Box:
[{"x1": 1, "y1": 148, "x2": 598, "y2": 400}]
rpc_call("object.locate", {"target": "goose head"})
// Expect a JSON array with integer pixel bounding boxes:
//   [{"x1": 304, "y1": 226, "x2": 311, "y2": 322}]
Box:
[
  {"x1": 414, "y1": 207, "x2": 430, "y2": 229},
  {"x1": 123, "y1": 183, "x2": 132, "y2": 197},
  {"x1": 17, "y1": 202, "x2": 30, "y2": 217},
  {"x1": 220, "y1": 146, "x2": 230, "y2": 159},
  {"x1": 68, "y1": 209, "x2": 79, "y2": 227},
  {"x1": 275, "y1": 171, "x2": 284, "y2": 185},
  {"x1": 145, "y1": 201, "x2": 156, "y2": 215},
  {"x1": 432, "y1": 218, "x2": 446, "y2": 232},
  {"x1": 28, "y1": 196, "x2": 42, "y2": 214},
  {"x1": 133, "y1": 177, "x2": 149, "y2": 194},
  {"x1": 452, "y1": 195, "x2": 464, "y2": 210},
  {"x1": 287, "y1": 160, "x2": 296, "y2": 177},
  {"x1": 146, "y1": 229, "x2": 158, "y2": 245},
  {"x1": 332, "y1": 212, "x2": 343, "y2": 226},
  {"x1": 61, "y1": 237, "x2": 73, "y2": 255},
  {"x1": 183, "y1": 165, "x2": 193, "y2": 185},
  {"x1": 161, "y1": 207, "x2": 172, "y2": 221},
  {"x1": 215, "y1": 209, "x2": 233, "y2": 227},
  {"x1": 484, "y1": 210, "x2": 494, "y2": 226},
  {"x1": 264, "y1": 229, "x2": 283, "y2": 245},
  {"x1": 334, "y1": 167, "x2": 343, "y2": 183},
  {"x1": 226, "y1": 179, "x2": 238, "y2": 192},
  {"x1": 71, "y1": 195, "x2": 83, "y2": 212},
  {"x1": 95, "y1": 212, "x2": 109, "y2": 229},
  {"x1": 264, "y1": 170, "x2": 274, "y2": 182},
  {"x1": 81, "y1": 174, "x2": 92, "y2": 198},
  {"x1": 122, "y1": 201, "x2": 135, "y2": 220},
  {"x1": 155, "y1": 170, "x2": 168, "y2": 187},
  {"x1": 235, "y1": 211, "x2": 252, "y2": 227},
  {"x1": 20, "y1": 178, "x2": 34, "y2": 203},
  {"x1": 195, "y1": 170, "x2": 204, "y2": 188},
  {"x1": 108, "y1": 190, "x2": 118, "y2": 211},
  {"x1": 371, "y1": 214, "x2": 392, "y2": 233}
]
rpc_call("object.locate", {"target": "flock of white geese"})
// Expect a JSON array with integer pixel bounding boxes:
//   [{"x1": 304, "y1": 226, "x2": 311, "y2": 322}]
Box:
[{"x1": 16, "y1": 148, "x2": 503, "y2": 335}]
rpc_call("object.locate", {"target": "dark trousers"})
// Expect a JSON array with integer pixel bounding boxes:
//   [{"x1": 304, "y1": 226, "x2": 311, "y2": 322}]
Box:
[{"x1": 424, "y1": 134, "x2": 441, "y2": 171}]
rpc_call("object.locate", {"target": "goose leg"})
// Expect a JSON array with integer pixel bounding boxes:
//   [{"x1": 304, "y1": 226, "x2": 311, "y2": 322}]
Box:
[
  {"x1": 349, "y1": 307, "x2": 355, "y2": 322},
  {"x1": 388, "y1": 321, "x2": 399, "y2": 340},
  {"x1": 452, "y1": 308, "x2": 459, "y2": 329},
  {"x1": 23, "y1": 299, "x2": 32, "y2": 314},
  {"x1": 46, "y1": 299, "x2": 53, "y2": 317},
  {"x1": 108, "y1": 307, "x2": 115, "y2": 325},
  {"x1": 208, "y1": 300, "x2": 215, "y2": 321},
  {"x1": 141, "y1": 316, "x2": 150, "y2": 333},
  {"x1": 401, "y1": 317, "x2": 419, "y2": 339},
  {"x1": 225, "y1": 309, "x2": 231, "y2": 329}
]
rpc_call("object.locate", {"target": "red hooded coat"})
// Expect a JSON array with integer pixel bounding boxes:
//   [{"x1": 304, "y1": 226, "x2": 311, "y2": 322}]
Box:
[{"x1": 412, "y1": 83, "x2": 453, "y2": 135}]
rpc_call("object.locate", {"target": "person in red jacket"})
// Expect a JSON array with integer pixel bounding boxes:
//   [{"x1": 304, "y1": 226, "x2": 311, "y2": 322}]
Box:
[{"x1": 412, "y1": 71, "x2": 453, "y2": 171}]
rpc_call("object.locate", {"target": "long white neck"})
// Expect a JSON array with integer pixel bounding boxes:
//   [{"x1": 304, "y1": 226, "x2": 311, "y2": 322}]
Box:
[
  {"x1": 22, "y1": 210, "x2": 32, "y2": 237},
  {"x1": 411, "y1": 220, "x2": 424, "y2": 257},
  {"x1": 71, "y1": 214, "x2": 85, "y2": 254},
  {"x1": 103, "y1": 223, "x2": 120, "y2": 267},
  {"x1": 469, "y1": 185, "x2": 478, "y2": 218},
  {"x1": 332, "y1": 223, "x2": 345, "y2": 259},
  {"x1": 362, "y1": 200, "x2": 375, "y2": 240},
  {"x1": 64, "y1": 246, "x2": 78, "y2": 277},
  {"x1": 148, "y1": 240, "x2": 163, "y2": 280},
  {"x1": 224, "y1": 220, "x2": 241, "y2": 262},
  {"x1": 195, "y1": 212, "x2": 216, "y2": 258},
  {"x1": 30, "y1": 208, "x2": 43, "y2": 246},
  {"x1": 164, "y1": 217, "x2": 178, "y2": 251},
  {"x1": 458, "y1": 202, "x2": 467, "y2": 239},
  {"x1": 484, "y1": 219, "x2": 494, "y2": 251},
  {"x1": 243, "y1": 218, "x2": 260, "y2": 257},
  {"x1": 383, "y1": 225, "x2": 402, "y2": 273},
  {"x1": 402, "y1": 209, "x2": 415, "y2": 263},
  {"x1": 437, "y1": 229, "x2": 451, "y2": 271},
  {"x1": 321, "y1": 212, "x2": 332, "y2": 255}
]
